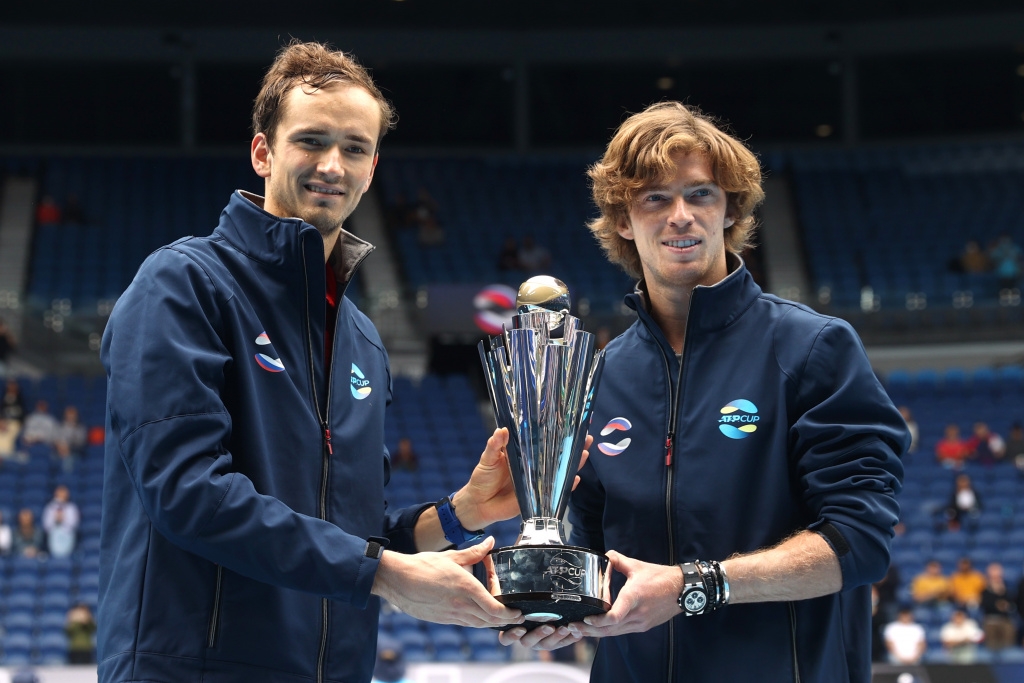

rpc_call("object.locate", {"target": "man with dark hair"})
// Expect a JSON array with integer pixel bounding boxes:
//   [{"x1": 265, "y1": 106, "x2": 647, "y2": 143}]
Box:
[
  {"x1": 502, "y1": 101, "x2": 907, "y2": 682},
  {"x1": 98, "y1": 41, "x2": 532, "y2": 683}
]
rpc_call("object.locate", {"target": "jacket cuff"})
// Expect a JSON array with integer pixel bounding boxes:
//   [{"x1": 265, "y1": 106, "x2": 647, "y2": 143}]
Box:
[
  {"x1": 350, "y1": 536, "x2": 390, "y2": 609},
  {"x1": 809, "y1": 518, "x2": 891, "y2": 590}
]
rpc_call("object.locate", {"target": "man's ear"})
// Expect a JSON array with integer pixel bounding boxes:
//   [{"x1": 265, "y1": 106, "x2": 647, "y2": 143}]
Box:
[
  {"x1": 251, "y1": 133, "x2": 272, "y2": 179},
  {"x1": 362, "y1": 153, "x2": 379, "y2": 193},
  {"x1": 724, "y1": 215, "x2": 736, "y2": 228},
  {"x1": 616, "y1": 217, "x2": 635, "y2": 241}
]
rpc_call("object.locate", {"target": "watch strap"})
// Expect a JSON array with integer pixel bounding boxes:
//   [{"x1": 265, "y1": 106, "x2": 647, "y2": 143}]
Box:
[{"x1": 435, "y1": 492, "x2": 485, "y2": 546}]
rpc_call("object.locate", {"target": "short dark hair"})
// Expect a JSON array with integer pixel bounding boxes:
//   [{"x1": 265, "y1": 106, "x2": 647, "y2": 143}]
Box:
[{"x1": 252, "y1": 40, "x2": 396, "y2": 150}]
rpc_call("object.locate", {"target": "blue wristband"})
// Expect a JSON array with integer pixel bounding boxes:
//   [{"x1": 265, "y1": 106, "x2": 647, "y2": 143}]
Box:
[{"x1": 435, "y1": 492, "x2": 485, "y2": 546}]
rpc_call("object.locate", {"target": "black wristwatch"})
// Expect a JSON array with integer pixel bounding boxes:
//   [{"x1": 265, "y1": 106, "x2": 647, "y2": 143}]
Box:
[{"x1": 678, "y1": 562, "x2": 708, "y2": 616}]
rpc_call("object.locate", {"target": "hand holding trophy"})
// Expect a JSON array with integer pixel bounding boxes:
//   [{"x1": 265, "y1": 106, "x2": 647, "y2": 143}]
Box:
[{"x1": 478, "y1": 275, "x2": 610, "y2": 630}]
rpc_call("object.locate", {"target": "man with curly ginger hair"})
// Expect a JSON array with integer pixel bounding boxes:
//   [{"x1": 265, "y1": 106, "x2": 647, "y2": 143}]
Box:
[
  {"x1": 98, "y1": 40, "x2": 533, "y2": 683},
  {"x1": 502, "y1": 102, "x2": 907, "y2": 682}
]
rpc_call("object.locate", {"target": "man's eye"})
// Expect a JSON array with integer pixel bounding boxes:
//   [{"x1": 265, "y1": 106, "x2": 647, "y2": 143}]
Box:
[{"x1": 346, "y1": 146, "x2": 366, "y2": 154}]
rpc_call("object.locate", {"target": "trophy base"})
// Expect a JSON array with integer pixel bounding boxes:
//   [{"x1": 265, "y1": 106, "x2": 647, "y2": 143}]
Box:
[{"x1": 482, "y1": 544, "x2": 611, "y2": 630}]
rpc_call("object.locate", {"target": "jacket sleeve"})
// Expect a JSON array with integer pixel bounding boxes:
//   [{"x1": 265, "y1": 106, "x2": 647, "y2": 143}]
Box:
[
  {"x1": 787, "y1": 317, "x2": 907, "y2": 589},
  {"x1": 104, "y1": 248, "x2": 383, "y2": 607}
]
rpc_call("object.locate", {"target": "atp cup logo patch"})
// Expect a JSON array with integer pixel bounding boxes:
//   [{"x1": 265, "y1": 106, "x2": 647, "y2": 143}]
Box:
[
  {"x1": 718, "y1": 399, "x2": 759, "y2": 439},
  {"x1": 596, "y1": 417, "x2": 632, "y2": 456},
  {"x1": 350, "y1": 363, "x2": 372, "y2": 400}
]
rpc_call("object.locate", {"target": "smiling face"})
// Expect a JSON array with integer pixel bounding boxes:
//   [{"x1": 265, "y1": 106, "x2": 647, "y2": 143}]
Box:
[
  {"x1": 252, "y1": 82, "x2": 380, "y2": 239},
  {"x1": 619, "y1": 151, "x2": 735, "y2": 301}
]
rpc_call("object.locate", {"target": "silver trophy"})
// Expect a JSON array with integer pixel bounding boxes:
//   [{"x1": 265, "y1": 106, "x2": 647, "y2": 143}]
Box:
[{"x1": 478, "y1": 275, "x2": 610, "y2": 628}]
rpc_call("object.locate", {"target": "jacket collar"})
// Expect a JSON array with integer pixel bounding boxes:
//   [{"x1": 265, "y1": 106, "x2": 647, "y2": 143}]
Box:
[
  {"x1": 625, "y1": 253, "x2": 762, "y2": 338},
  {"x1": 215, "y1": 191, "x2": 374, "y2": 283}
]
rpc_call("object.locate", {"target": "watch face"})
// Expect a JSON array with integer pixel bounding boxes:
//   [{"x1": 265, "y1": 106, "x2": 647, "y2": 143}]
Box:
[{"x1": 683, "y1": 589, "x2": 707, "y2": 613}]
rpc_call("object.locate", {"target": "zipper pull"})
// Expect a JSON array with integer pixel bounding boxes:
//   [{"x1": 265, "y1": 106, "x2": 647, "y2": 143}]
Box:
[
  {"x1": 664, "y1": 435, "x2": 673, "y2": 467},
  {"x1": 324, "y1": 427, "x2": 333, "y2": 455}
]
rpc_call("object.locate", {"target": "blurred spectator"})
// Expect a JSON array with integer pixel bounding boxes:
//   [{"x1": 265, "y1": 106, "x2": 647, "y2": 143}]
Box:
[
  {"x1": 12, "y1": 508, "x2": 43, "y2": 558},
  {"x1": 968, "y1": 422, "x2": 1006, "y2": 466},
  {"x1": 940, "y1": 608, "x2": 984, "y2": 663},
  {"x1": 43, "y1": 484, "x2": 80, "y2": 558},
  {"x1": 960, "y1": 239, "x2": 991, "y2": 274},
  {"x1": 35, "y1": 194, "x2": 62, "y2": 224},
  {"x1": 54, "y1": 404, "x2": 87, "y2": 471},
  {"x1": 1005, "y1": 422, "x2": 1024, "y2": 473},
  {"x1": 980, "y1": 563, "x2": 1017, "y2": 651},
  {"x1": 898, "y1": 406, "x2": 919, "y2": 454},
  {"x1": 945, "y1": 473, "x2": 982, "y2": 532},
  {"x1": 64, "y1": 194, "x2": 86, "y2": 224},
  {"x1": 884, "y1": 606, "x2": 927, "y2": 665},
  {"x1": 0, "y1": 316, "x2": 16, "y2": 375},
  {"x1": 949, "y1": 473, "x2": 982, "y2": 531},
  {"x1": 2, "y1": 378, "x2": 26, "y2": 422},
  {"x1": 22, "y1": 399, "x2": 59, "y2": 447},
  {"x1": 949, "y1": 557, "x2": 987, "y2": 609},
  {"x1": 935, "y1": 424, "x2": 973, "y2": 469},
  {"x1": 911, "y1": 560, "x2": 951, "y2": 606},
  {"x1": 0, "y1": 414, "x2": 21, "y2": 463},
  {"x1": 595, "y1": 326, "x2": 612, "y2": 352},
  {"x1": 0, "y1": 509, "x2": 11, "y2": 555},
  {"x1": 46, "y1": 506, "x2": 76, "y2": 558},
  {"x1": 517, "y1": 235, "x2": 552, "y2": 272},
  {"x1": 871, "y1": 586, "x2": 888, "y2": 662},
  {"x1": 392, "y1": 437, "x2": 418, "y2": 472},
  {"x1": 875, "y1": 563, "x2": 902, "y2": 622},
  {"x1": 65, "y1": 603, "x2": 98, "y2": 664},
  {"x1": 497, "y1": 237, "x2": 522, "y2": 271},
  {"x1": 412, "y1": 188, "x2": 445, "y2": 247},
  {"x1": 385, "y1": 192, "x2": 412, "y2": 232},
  {"x1": 372, "y1": 633, "x2": 410, "y2": 683},
  {"x1": 989, "y1": 234, "x2": 1022, "y2": 291}
]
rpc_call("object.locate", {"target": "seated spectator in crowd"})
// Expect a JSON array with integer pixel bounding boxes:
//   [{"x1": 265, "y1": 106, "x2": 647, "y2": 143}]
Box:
[
  {"x1": 980, "y1": 563, "x2": 1017, "y2": 651},
  {"x1": 11, "y1": 508, "x2": 43, "y2": 558},
  {"x1": 959, "y1": 239, "x2": 991, "y2": 274},
  {"x1": 871, "y1": 587, "x2": 888, "y2": 663},
  {"x1": 2, "y1": 378, "x2": 26, "y2": 423},
  {"x1": 497, "y1": 237, "x2": 522, "y2": 271},
  {"x1": 912, "y1": 560, "x2": 952, "y2": 606},
  {"x1": 1005, "y1": 422, "x2": 1024, "y2": 473},
  {"x1": 54, "y1": 405, "x2": 87, "y2": 471},
  {"x1": 884, "y1": 607, "x2": 927, "y2": 665},
  {"x1": 936, "y1": 423, "x2": 973, "y2": 469},
  {"x1": 412, "y1": 188, "x2": 445, "y2": 247},
  {"x1": 940, "y1": 608, "x2": 984, "y2": 664},
  {"x1": 950, "y1": 557, "x2": 987, "y2": 609},
  {"x1": 968, "y1": 421, "x2": 1006, "y2": 466},
  {"x1": 65, "y1": 603, "x2": 98, "y2": 664},
  {"x1": 35, "y1": 194, "x2": 62, "y2": 224},
  {"x1": 989, "y1": 233, "x2": 1022, "y2": 291},
  {"x1": 21, "y1": 399, "x2": 59, "y2": 447},
  {"x1": 0, "y1": 414, "x2": 22, "y2": 463},
  {"x1": 517, "y1": 235, "x2": 552, "y2": 272},
  {"x1": 373, "y1": 633, "x2": 409, "y2": 683},
  {"x1": 0, "y1": 509, "x2": 11, "y2": 555},
  {"x1": 45, "y1": 507, "x2": 76, "y2": 558},
  {"x1": 43, "y1": 485, "x2": 80, "y2": 539},
  {"x1": 392, "y1": 437, "x2": 418, "y2": 472},
  {"x1": 898, "y1": 406, "x2": 919, "y2": 454},
  {"x1": 875, "y1": 563, "x2": 902, "y2": 622},
  {"x1": 63, "y1": 194, "x2": 86, "y2": 224},
  {"x1": 0, "y1": 317, "x2": 16, "y2": 376},
  {"x1": 945, "y1": 473, "x2": 982, "y2": 532}
]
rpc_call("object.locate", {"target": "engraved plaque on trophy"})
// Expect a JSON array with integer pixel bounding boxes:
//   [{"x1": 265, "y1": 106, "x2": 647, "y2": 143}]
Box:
[{"x1": 478, "y1": 275, "x2": 610, "y2": 629}]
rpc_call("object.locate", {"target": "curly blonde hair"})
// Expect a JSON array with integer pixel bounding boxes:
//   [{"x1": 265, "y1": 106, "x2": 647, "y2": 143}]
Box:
[{"x1": 587, "y1": 102, "x2": 764, "y2": 279}]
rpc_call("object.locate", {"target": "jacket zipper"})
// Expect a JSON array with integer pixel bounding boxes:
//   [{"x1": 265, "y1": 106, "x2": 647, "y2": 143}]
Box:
[
  {"x1": 207, "y1": 564, "x2": 223, "y2": 648},
  {"x1": 660, "y1": 294, "x2": 694, "y2": 683},
  {"x1": 788, "y1": 602, "x2": 801, "y2": 683}
]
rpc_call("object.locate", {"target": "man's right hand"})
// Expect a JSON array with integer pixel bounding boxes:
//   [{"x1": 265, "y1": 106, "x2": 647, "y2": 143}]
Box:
[{"x1": 371, "y1": 536, "x2": 524, "y2": 628}]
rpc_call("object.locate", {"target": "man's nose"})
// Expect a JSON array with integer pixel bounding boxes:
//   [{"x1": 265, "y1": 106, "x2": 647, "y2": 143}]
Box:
[
  {"x1": 318, "y1": 147, "x2": 344, "y2": 179},
  {"x1": 667, "y1": 196, "x2": 693, "y2": 225}
]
